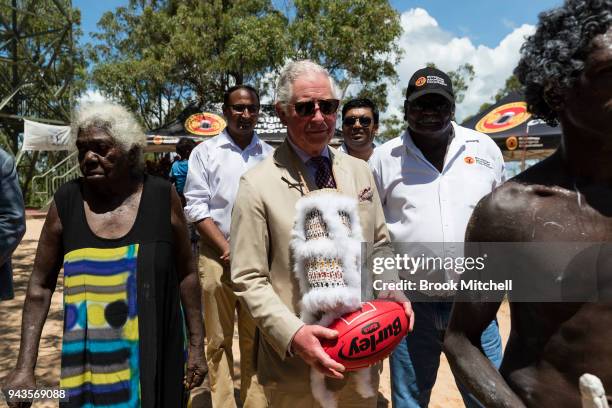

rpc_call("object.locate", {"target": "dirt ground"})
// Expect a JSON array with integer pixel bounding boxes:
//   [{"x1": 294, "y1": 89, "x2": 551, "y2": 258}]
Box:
[{"x1": 0, "y1": 217, "x2": 510, "y2": 407}]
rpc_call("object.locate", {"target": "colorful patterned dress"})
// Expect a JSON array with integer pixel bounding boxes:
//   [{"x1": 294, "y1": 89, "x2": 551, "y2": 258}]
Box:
[{"x1": 55, "y1": 176, "x2": 186, "y2": 407}]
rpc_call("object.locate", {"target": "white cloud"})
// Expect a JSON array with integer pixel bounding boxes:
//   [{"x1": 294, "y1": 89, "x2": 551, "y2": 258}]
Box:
[
  {"x1": 77, "y1": 89, "x2": 108, "y2": 105},
  {"x1": 384, "y1": 8, "x2": 535, "y2": 124}
]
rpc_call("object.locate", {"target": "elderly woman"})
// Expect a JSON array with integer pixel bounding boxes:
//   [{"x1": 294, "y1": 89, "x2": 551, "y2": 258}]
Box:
[{"x1": 4, "y1": 102, "x2": 206, "y2": 407}]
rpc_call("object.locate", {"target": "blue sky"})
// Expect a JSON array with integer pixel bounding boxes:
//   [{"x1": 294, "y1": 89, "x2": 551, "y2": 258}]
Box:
[
  {"x1": 390, "y1": 1, "x2": 562, "y2": 47},
  {"x1": 75, "y1": 0, "x2": 562, "y2": 48},
  {"x1": 74, "y1": 0, "x2": 124, "y2": 43}
]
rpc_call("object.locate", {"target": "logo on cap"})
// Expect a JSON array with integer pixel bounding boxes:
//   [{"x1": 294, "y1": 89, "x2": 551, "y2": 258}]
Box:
[
  {"x1": 427, "y1": 76, "x2": 447, "y2": 86},
  {"x1": 415, "y1": 77, "x2": 427, "y2": 87},
  {"x1": 464, "y1": 156, "x2": 475, "y2": 164}
]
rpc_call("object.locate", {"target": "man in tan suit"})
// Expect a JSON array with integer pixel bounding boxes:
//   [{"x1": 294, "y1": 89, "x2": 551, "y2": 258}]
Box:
[{"x1": 230, "y1": 60, "x2": 414, "y2": 407}]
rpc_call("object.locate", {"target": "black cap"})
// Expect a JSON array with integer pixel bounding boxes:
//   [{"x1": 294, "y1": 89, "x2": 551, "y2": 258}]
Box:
[{"x1": 405, "y1": 67, "x2": 454, "y2": 103}]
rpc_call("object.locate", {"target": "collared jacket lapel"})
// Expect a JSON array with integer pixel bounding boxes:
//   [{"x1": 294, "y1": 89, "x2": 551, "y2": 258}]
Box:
[
  {"x1": 329, "y1": 147, "x2": 355, "y2": 196},
  {"x1": 273, "y1": 140, "x2": 318, "y2": 195}
]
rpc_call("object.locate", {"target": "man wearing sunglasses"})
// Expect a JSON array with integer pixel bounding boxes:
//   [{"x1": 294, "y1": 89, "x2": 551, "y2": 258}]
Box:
[
  {"x1": 370, "y1": 66, "x2": 506, "y2": 408},
  {"x1": 229, "y1": 59, "x2": 413, "y2": 407},
  {"x1": 184, "y1": 84, "x2": 272, "y2": 408},
  {"x1": 339, "y1": 98, "x2": 379, "y2": 161}
]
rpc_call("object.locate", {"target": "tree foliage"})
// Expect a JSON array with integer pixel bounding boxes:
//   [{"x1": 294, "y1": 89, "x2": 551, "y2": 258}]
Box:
[
  {"x1": 0, "y1": 0, "x2": 85, "y2": 204},
  {"x1": 1, "y1": 0, "x2": 85, "y2": 148},
  {"x1": 89, "y1": 0, "x2": 290, "y2": 129},
  {"x1": 169, "y1": 0, "x2": 288, "y2": 104},
  {"x1": 378, "y1": 113, "x2": 403, "y2": 141},
  {"x1": 289, "y1": 0, "x2": 402, "y2": 109},
  {"x1": 87, "y1": 0, "x2": 403, "y2": 129},
  {"x1": 90, "y1": 3, "x2": 186, "y2": 130}
]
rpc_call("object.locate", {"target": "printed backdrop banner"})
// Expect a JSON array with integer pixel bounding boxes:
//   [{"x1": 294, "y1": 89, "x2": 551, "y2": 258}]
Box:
[
  {"x1": 145, "y1": 104, "x2": 289, "y2": 150},
  {"x1": 461, "y1": 92, "x2": 561, "y2": 152},
  {"x1": 22, "y1": 119, "x2": 71, "y2": 151}
]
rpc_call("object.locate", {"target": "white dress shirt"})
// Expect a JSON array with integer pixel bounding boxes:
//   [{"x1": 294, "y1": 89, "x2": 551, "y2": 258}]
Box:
[
  {"x1": 183, "y1": 130, "x2": 274, "y2": 239},
  {"x1": 337, "y1": 142, "x2": 376, "y2": 163},
  {"x1": 369, "y1": 122, "x2": 506, "y2": 282}
]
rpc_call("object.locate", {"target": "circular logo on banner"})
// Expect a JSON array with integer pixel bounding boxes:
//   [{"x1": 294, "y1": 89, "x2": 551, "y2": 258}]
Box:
[
  {"x1": 153, "y1": 135, "x2": 163, "y2": 145},
  {"x1": 464, "y1": 156, "x2": 475, "y2": 164},
  {"x1": 506, "y1": 136, "x2": 519, "y2": 151},
  {"x1": 475, "y1": 102, "x2": 531, "y2": 134},
  {"x1": 415, "y1": 77, "x2": 427, "y2": 87},
  {"x1": 185, "y1": 113, "x2": 227, "y2": 136}
]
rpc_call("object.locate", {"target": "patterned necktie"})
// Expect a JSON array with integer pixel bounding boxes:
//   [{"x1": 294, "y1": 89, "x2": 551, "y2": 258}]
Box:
[{"x1": 309, "y1": 156, "x2": 336, "y2": 189}]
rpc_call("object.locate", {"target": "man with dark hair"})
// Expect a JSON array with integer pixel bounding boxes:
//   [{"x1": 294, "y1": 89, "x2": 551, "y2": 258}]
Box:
[
  {"x1": 370, "y1": 66, "x2": 506, "y2": 407},
  {"x1": 184, "y1": 85, "x2": 272, "y2": 407},
  {"x1": 0, "y1": 147, "x2": 25, "y2": 301},
  {"x1": 340, "y1": 98, "x2": 379, "y2": 161},
  {"x1": 444, "y1": 1, "x2": 612, "y2": 407}
]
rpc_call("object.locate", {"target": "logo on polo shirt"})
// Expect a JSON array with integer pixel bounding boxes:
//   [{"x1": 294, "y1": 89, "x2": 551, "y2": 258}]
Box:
[
  {"x1": 464, "y1": 156, "x2": 475, "y2": 164},
  {"x1": 475, "y1": 157, "x2": 493, "y2": 169},
  {"x1": 415, "y1": 77, "x2": 427, "y2": 87}
]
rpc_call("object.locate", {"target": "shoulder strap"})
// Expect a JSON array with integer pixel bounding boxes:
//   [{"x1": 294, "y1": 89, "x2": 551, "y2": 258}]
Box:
[{"x1": 53, "y1": 179, "x2": 84, "y2": 252}]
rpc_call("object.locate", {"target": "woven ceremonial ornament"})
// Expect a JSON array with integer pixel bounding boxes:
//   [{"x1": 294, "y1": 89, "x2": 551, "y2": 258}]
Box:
[
  {"x1": 290, "y1": 189, "x2": 364, "y2": 327},
  {"x1": 290, "y1": 189, "x2": 374, "y2": 407}
]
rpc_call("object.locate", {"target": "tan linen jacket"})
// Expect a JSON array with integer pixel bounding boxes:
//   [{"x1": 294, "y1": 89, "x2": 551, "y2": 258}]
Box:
[{"x1": 230, "y1": 140, "x2": 396, "y2": 392}]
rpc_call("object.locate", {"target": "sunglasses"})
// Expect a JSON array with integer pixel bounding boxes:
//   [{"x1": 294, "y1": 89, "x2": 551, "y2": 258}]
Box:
[
  {"x1": 229, "y1": 104, "x2": 260, "y2": 113},
  {"x1": 291, "y1": 99, "x2": 340, "y2": 117},
  {"x1": 342, "y1": 116, "x2": 373, "y2": 127},
  {"x1": 408, "y1": 99, "x2": 452, "y2": 113}
]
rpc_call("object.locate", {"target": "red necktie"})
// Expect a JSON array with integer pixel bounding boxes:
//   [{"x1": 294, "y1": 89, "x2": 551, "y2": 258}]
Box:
[{"x1": 309, "y1": 156, "x2": 336, "y2": 189}]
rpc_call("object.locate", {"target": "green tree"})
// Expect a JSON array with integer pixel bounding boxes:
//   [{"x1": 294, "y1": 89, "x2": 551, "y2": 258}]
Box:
[
  {"x1": 378, "y1": 113, "x2": 403, "y2": 141},
  {"x1": 89, "y1": 2, "x2": 191, "y2": 130},
  {"x1": 169, "y1": 0, "x2": 288, "y2": 103},
  {"x1": 0, "y1": 0, "x2": 85, "y2": 204},
  {"x1": 290, "y1": 0, "x2": 402, "y2": 111},
  {"x1": 89, "y1": 0, "x2": 288, "y2": 129},
  {"x1": 87, "y1": 0, "x2": 404, "y2": 128}
]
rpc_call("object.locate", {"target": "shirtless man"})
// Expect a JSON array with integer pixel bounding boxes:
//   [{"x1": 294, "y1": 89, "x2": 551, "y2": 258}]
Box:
[{"x1": 443, "y1": 1, "x2": 612, "y2": 407}]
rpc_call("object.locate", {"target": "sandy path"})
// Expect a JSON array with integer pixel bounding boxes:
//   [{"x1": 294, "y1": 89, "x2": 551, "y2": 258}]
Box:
[{"x1": 0, "y1": 217, "x2": 510, "y2": 407}]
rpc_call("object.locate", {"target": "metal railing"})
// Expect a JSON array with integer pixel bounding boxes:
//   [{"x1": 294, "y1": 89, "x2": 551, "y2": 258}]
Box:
[{"x1": 31, "y1": 151, "x2": 80, "y2": 208}]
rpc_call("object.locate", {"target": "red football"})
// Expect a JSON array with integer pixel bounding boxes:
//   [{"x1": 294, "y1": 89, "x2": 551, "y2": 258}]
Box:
[{"x1": 322, "y1": 300, "x2": 408, "y2": 371}]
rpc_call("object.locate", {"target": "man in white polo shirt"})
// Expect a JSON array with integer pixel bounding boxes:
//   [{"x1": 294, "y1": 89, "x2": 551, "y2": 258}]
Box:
[
  {"x1": 184, "y1": 84, "x2": 273, "y2": 407},
  {"x1": 369, "y1": 67, "x2": 505, "y2": 408}
]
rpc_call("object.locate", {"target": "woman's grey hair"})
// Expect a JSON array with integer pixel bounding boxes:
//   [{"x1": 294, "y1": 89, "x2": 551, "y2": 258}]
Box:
[
  {"x1": 275, "y1": 60, "x2": 339, "y2": 112},
  {"x1": 71, "y1": 101, "x2": 146, "y2": 152}
]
